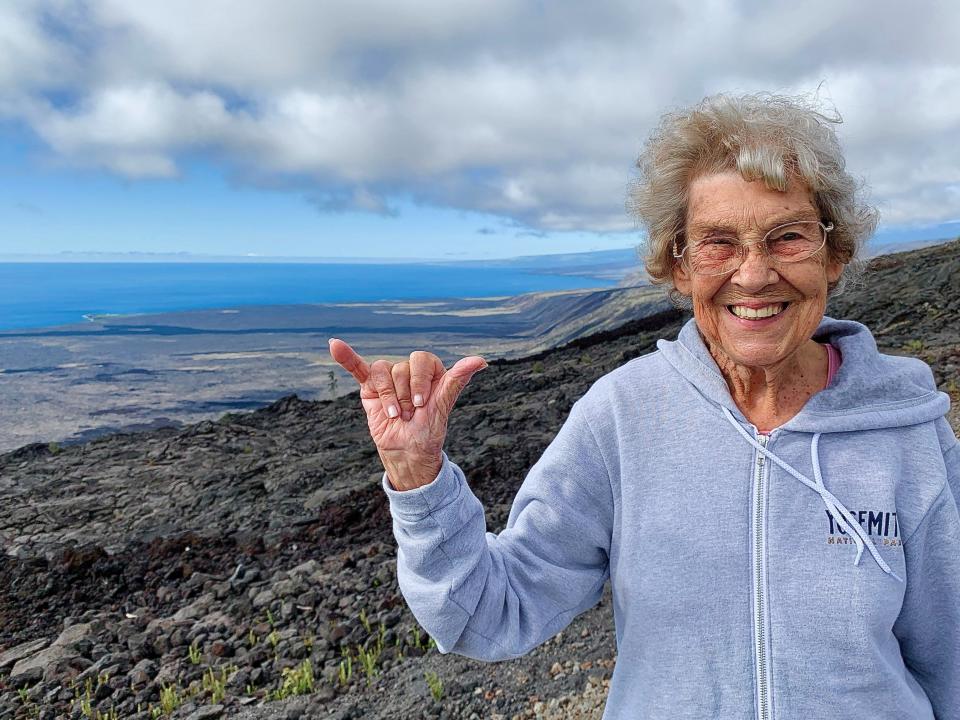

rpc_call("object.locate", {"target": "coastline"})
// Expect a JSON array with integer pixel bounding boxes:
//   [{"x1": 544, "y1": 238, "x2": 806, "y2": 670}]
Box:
[{"x1": 0, "y1": 285, "x2": 666, "y2": 452}]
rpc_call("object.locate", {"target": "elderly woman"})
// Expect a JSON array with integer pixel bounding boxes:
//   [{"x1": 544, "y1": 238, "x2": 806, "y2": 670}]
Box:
[{"x1": 328, "y1": 93, "x2": 959, "y2": 719}]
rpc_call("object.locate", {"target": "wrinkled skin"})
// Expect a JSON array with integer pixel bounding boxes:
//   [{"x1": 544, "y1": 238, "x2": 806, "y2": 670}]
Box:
[
  {"x1": 673, "y1": 171, "x2": 844, "y2": 431},
  {"x1": 328, "y1": 339, "x2": 487, "y2": 490}
]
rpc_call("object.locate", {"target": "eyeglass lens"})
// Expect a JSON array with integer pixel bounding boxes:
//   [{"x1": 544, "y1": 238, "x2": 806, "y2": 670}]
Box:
[{"x1": 685, "y1": 221, "x2": 826, "y2": 276}]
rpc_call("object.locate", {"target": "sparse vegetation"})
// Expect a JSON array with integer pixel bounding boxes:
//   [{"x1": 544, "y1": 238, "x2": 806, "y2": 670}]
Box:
[
  {"x1": 156, "y1": 682, "x2": 182, "y2": 716},
  {"x1": 424, "y1": 670, "x2": 444, "y2": 701},
  {"x1": 188, "y1": 639, "x2": 202, "y2": 665},
  {"x1": 273, "y1": 659, "x2": 314, "y2": 699},
  {"x1": 201, "y1": 665, "x2": 234, "y2": 704},
  {"x1": 338, "y1": 648, "x2": 353, "y2": 686}
]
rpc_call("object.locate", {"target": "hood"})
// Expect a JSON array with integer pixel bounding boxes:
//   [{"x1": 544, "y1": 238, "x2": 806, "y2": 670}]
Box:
[{"x1": 657, "y1": 316, "x2": 950, "y2": 433}]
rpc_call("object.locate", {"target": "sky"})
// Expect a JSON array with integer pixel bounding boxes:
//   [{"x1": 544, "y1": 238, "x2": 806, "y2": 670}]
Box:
[{"x1": 1, "y1": 1, "x2": 958, "y2": 260}]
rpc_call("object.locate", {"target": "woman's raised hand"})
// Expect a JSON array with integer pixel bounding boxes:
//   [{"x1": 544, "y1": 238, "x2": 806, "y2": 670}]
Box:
[{"x1": 328, "y1": 338, "x2": 488, "y2": 491}]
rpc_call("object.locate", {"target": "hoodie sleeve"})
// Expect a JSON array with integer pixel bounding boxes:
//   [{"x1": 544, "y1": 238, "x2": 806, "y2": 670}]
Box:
[
  {"x1": 379, "y1": 398, "x2": 613, "y2": 661},
  {"x1": 892, "y1": 426, "x2": 960, "y2": 718}
]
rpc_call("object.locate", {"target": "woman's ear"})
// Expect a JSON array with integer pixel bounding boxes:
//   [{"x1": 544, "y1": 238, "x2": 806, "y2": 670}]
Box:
[
  {"x1": 672, "y1": 261, "x2": 692, "y2": 296},
  {"x1": 826, "y1": 259, "x2": 844, "y2": 285}
]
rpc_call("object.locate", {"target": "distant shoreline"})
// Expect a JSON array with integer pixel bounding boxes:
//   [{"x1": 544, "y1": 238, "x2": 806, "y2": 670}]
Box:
[
  {"x1": 0, "y1": 258, "x2": 634, "y2": 333},
  {"x1": 0, "y1": 283, "x2": 667, "y2": 452}
]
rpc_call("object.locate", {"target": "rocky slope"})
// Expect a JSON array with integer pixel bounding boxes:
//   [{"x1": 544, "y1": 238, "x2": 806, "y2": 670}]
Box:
[{"x1": 1, "y1": 240, "x2": 958, "y2": 720}]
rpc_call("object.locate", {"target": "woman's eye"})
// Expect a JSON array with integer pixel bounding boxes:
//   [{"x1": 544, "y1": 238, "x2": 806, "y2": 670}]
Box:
[{"x1": 772, "y1": 232, "x2": 801, "y2": 242}]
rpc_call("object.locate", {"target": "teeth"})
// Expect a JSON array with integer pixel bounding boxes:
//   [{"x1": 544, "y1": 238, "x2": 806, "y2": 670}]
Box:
[{"x1": 730, "y1": 303, "x2": 785, "y2": 319}]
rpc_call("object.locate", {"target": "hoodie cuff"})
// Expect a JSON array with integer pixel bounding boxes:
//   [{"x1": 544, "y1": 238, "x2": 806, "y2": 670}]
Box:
[{"x1": 380, "y1": 451, "x2": 464, "y2": 520}]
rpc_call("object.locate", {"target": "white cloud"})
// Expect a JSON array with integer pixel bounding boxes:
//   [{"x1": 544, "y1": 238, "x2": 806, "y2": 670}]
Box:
[{"x1": 1, "y1": 0, "x2": 959, "y2": 230}]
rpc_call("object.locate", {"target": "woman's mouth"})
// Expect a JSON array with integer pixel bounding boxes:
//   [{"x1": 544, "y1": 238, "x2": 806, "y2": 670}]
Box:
[{"x1": 727, "y1": 302, "x2": 788, "y2": 320}]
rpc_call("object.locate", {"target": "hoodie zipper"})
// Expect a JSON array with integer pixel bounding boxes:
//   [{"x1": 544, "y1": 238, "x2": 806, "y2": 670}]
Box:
[{"x1": 753, "y1": 433, "x2": 772, "y2": 720}]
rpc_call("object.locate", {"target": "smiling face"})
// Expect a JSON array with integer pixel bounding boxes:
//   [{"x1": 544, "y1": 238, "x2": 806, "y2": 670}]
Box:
[{"x1": 672, "y1": 171, "x2": 844, "y2": 371}]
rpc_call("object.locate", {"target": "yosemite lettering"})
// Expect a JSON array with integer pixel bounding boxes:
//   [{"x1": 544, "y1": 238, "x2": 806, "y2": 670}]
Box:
[{"x1": 825, "y1": 509, "x2": 899, "y2": 546}]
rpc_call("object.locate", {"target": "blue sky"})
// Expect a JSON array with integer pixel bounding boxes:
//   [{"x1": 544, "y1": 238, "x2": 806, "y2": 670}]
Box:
[
  {"x1": 1, "y1": 117, "x2": 638, "y2": 259},
  {"x1": 1, "y1": 2, "x2": 958, "y2": 260}
]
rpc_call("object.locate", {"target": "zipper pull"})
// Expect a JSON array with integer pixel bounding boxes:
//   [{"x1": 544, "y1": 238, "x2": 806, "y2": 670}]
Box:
[{"x1": 756, "y1": 433, "x2": 768, "y2": 467}]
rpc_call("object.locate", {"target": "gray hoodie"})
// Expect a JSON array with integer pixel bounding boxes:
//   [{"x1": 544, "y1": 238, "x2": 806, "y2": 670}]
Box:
[{"x1": 381, "y1": 316, "x2": 960, "y2": 720}]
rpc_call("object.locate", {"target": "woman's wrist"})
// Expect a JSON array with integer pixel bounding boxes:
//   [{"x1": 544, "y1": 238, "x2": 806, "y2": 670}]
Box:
[{"x1": 380, "y1": 451, "x2": 443, "y2": 491}]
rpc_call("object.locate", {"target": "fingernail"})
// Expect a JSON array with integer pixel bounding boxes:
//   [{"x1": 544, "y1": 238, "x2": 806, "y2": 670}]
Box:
[
  {"x1": 413, "y1": 394, "x2": 423, "y2": 407},
  {"x1": 387, "y1": 405, "x2": 399, "y2": 418}
]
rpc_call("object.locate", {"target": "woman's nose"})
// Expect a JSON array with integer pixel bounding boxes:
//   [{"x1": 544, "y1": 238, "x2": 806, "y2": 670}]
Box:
[{"x1": 731, "y1": 244, "x2": 779, "y2": 289}]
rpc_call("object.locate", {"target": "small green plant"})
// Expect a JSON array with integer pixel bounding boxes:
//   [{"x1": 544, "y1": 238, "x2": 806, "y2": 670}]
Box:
[
  {"x1": 268, "y1": 628, "x2": 280, "y2": 657},
  {"x1": 338, "y1": 647, "x2": 353, "y2": 686},
  {"x1": 248, "y1": 629, "x2": 257, "y2": 647},
  {"x1": 424, "y1": 670, "x2": 444, "y2": 701},
  {"x1": 356, "y1": 631, "x2": 385, "y2": 686},
  {"x1": 359, "y1": 608, "x2": 372, "y2": 634},
  {"x1": 158, "y1": 682, "x2": 182, "y2": 715},
  {"x1": 532, "y1": 360, "x2": 545, "y2": 374},
  {"x1": 303, "y1": 631, "x2": 314, "y2": 651},
  {"x1": 73, "y1": 678, "x2": 99, "y2": 718},
  {"x1": 202, "y1": 666, "x2": 234, "y2": 704},
  {"x1": 409, "y1": 624, "x2": 433, "y2": 651},
  {"x1": 273, "y1": 659, "x2": 314, "y2": 699},
  {"x1": 48, "y1": 441, "x2": 61, "y2": 455},
  {"x1": 188, "y1": 640, "x2": 202, "y2": 665},
  {"x1": 327, "y1": 369, "x2": 339, "y2": 397},
  {"x1": 266, "y1": 609, "x2": 276, "y2": 628},
  {"x1": 903, "y1": 339, "x2": 924, "y2": 353}
]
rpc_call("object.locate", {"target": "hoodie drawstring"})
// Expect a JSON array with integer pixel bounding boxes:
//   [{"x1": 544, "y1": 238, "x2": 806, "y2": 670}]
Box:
[{"x1": 721, "y1": 406, "x2": 903, "y2": 583}]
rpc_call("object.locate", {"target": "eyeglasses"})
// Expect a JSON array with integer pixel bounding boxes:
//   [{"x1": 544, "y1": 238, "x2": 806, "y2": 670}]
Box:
[{"x1": 672, "y1": 220, "x2": 834, "y2": 277}]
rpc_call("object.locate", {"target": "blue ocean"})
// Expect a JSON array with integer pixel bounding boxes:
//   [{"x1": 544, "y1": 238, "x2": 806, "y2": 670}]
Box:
[{"x1": 0, "y1": 262, "x2": 617, "y2": 332}]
